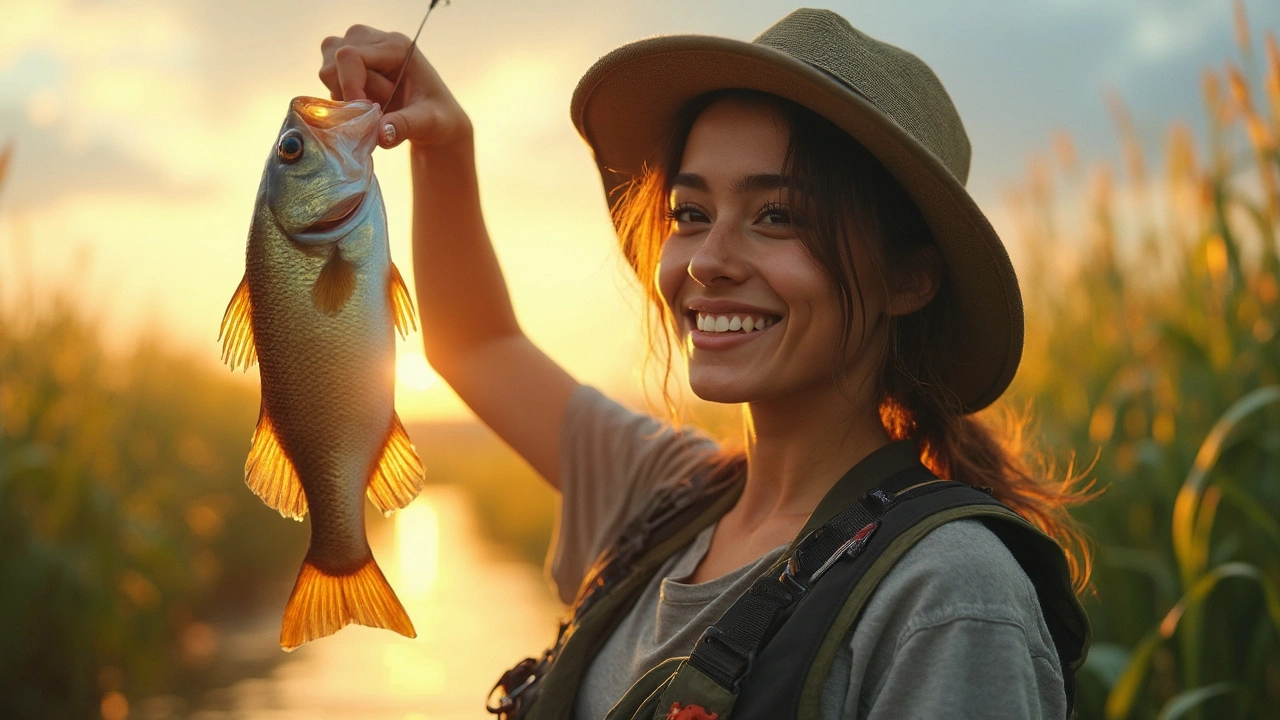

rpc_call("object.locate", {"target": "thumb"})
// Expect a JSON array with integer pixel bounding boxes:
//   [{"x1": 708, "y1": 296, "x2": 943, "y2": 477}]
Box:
[
  {"x1": 378, "y1": 109, "x2": 425, "y2": 149},
  {"x1": 378, "y1": 111, "x2": 406, "y2": 149}
]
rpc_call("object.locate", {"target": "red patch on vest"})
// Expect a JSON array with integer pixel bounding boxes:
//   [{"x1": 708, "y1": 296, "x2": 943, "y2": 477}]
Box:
[{"x1": 667, "y1": 702, "x2": 719, "y2": 720}]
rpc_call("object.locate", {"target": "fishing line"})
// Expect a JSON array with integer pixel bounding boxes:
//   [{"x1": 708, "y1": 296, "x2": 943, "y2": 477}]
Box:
[{"x1": 387, "y1": 0, "x2": 447, "y2": 111}]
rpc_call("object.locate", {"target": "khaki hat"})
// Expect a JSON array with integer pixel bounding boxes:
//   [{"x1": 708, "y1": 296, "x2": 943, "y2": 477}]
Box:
[{"x1": 570, "y1": 7, "x2": 1023, "y2": 413}]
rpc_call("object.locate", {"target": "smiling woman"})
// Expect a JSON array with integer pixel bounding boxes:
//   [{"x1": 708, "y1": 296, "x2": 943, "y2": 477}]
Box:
[{"x1": 318, "y1": 7, "x2": 1091, "y2": 719}]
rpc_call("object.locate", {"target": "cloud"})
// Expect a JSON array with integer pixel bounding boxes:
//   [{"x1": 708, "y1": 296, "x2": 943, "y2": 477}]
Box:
[{"x1": 0, "y1": 107, "x2": 211, "y2": 210}]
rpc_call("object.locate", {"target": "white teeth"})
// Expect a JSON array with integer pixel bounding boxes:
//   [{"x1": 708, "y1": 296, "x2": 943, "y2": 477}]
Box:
[{"x1": 693, "y1": 312, "x2": 778, "y2": 334}]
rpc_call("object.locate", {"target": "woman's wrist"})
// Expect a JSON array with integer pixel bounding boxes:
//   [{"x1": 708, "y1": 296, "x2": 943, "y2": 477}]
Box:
[{"x1": 409, "y1": 129, "x2": 476, "y2": 176}]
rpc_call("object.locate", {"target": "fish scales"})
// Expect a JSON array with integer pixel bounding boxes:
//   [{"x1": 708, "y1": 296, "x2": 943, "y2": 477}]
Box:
[{"x1": 221, "y1": 97, "x2": 424, "y2": 650}]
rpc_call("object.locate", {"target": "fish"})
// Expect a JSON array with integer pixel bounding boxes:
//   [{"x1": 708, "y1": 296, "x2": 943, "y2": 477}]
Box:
[{"x1": 219, "y1": 96, "x2": 424, "y2": 650}]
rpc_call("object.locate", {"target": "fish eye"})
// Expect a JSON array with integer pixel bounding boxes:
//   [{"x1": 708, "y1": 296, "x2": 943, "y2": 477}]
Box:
[{"x1": 278, "y1": 131, "x2": 304, "y2": 163}]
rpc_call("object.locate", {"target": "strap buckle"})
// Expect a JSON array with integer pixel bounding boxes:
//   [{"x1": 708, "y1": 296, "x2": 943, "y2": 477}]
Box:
[
  {"x1": 486, "y1": 656, "x2": 541, "y2": 716},
  {"x1": 808, "y1": 521, "x2": 880, "y2": 584},
  {"x1": 778, "y1": 555, "x2": 809, "y2": 598}
]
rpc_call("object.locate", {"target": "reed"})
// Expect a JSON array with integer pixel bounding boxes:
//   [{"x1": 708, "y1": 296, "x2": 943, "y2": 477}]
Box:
[
  {"x1": 0, "y1": 179, "x2": 305, "y2": 714},
  {"x1": 1008, "y1": 2, "x2": 1280, "y2": 715}
]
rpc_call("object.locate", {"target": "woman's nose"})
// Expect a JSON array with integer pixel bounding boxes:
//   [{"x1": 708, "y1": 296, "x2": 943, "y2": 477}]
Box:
[{"x1": 687, "y1": 221, "x2": 748, "y2": 286}]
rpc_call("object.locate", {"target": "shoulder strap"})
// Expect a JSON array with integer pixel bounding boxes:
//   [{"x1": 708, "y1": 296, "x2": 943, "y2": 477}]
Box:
[
  {"x1": 660, "y1": 470, "x2": 1089, "y2": 720},
  {"x1": 489, "y1": 456, "x2": 746, "y2": 720},
  {"x1": 777, "y1": 495, "x2": 1089, "y2": 719},
  {"x1": 664, "y1": 464, "x2": 941, "y2": 716}
]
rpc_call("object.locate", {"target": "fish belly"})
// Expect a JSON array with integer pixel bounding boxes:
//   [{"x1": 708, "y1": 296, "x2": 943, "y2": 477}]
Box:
[{"x1": 248, "y1": 215, "x2": 395, "y2": 573}]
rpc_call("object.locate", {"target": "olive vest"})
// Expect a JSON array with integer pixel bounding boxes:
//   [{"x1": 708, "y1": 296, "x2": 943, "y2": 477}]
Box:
[{"x1": 489, "y1": 442, "x2": 1091, "y2": 720}]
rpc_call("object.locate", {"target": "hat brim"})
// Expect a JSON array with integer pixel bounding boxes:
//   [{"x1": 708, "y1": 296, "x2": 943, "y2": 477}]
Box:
[{"x1": 571, "y1": 35, "x2": 1022, "y2": 413}]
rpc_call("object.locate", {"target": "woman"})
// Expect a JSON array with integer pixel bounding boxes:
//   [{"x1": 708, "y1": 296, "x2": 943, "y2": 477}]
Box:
[{"x1": 319, "y1": 8, "x2": 1090, "y2": 719}]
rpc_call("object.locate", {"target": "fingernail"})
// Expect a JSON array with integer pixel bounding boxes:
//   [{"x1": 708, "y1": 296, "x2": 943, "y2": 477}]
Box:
[{"x1": 382, "y1": 123, "x2": 396, "y2": 146}]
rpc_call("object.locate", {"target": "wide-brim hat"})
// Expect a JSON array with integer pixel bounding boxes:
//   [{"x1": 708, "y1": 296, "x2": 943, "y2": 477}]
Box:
[{"x1": 570, "y1": 8, "x2": 1022, "y2": 413}]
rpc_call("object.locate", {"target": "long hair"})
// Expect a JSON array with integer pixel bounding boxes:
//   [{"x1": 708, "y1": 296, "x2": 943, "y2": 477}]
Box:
[{"x1": 612, "y1": 90, "x2": 1094, "y2": 593}]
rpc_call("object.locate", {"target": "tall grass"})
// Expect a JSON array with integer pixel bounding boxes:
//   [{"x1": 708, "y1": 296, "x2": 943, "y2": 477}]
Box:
[
  {"x1": 1008, "y1": 3, "x2": 1280, "y2": 716},
  {"x1": 0, "y1": 195, "x2": 305, "y2": 714}
]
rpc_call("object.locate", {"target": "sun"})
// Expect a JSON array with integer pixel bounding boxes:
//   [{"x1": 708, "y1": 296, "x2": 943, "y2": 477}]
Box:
[{"x1": 396, "y1": 350, "x2": 439, "y2": 391}]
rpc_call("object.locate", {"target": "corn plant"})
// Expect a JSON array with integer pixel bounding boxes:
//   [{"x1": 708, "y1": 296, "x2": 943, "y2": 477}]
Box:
[
  {"x1": 0, "y1": 157, "x2": 305, "y2": 717},
  {"x1": 1007, "y1": 3, "x2": 1280, "y2": 717}
]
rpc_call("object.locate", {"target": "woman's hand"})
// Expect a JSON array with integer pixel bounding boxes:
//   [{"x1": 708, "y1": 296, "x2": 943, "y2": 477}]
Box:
[{"x1": 319, "y1": 25, "x2": 472, "y2": 150}]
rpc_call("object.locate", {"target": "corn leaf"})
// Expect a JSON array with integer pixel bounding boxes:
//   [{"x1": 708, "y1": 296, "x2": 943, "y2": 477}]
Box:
[
  {"x1": 1083, "y1": 642, "x2": 1135, "y2": 689},
  {"x1": 1160, "y1": 562, "x2": 1280, "y2": 638},
  {"x1": 1172, "y1": 387, "x2": 1280, "y2": 582},
  {"x1": 1156, "y1": 682, "x2": 1238, "y2": 720},
  {"x1": 1106, "y1": 629, "x2": 1164, "y2": 719},
  {"x1": 1103, "y1": 545, "x2": 1180, "y2": 602},
  {"x1": 1215, "y1": 479, "x2": 1280, "y2": 556}
]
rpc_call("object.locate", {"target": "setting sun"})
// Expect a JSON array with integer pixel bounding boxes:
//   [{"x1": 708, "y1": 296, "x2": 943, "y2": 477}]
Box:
[{"x1": 396, "y1": 350, "x2": 439, "y2": 391}]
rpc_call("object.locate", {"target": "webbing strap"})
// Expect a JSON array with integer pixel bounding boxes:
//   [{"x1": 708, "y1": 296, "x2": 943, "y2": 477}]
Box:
[{"x1": 687, "y1": 464, "x2": 938, "y2": 692}]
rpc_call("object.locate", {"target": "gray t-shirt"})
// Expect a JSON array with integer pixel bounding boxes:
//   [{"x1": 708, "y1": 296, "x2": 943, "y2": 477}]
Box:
[{"x1": 549, "y1": 385, "x2": 1066, "y2": 719}]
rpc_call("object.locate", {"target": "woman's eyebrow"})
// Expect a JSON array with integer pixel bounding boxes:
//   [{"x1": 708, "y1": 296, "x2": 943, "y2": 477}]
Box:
[
  {"x1": 670, "y1": 172, "x2": 797, "y2": 194},
  {"x1": 671, "y1": 172, "x2": 709, "y2": 192}
]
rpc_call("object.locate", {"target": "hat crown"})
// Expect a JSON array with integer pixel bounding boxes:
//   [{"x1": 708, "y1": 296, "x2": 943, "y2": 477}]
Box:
[{"x1": 754, "y1": 8, "x2": 971, "y2": 184}]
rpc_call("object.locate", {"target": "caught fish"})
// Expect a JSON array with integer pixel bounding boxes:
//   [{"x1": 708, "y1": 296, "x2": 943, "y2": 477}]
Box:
[{"x1": 219, "y1": 96, "x2": 424, "y2": 650}]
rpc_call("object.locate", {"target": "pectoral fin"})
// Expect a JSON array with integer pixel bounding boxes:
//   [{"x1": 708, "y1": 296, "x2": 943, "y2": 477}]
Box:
[
  {"x1": 389, "y1": 262, "x2": 417, "y2": 339},
  {"x1": 245, "y1": 408, "x2": 307, "y2": 520},
  {"x1": 279, "y1": 556, "x2": 415, "y2": 651},
  {"x1": 312, "y1": 248, "x2": 356, "y2": 316},
  {"x1": 219, "y1": 275, "x2": 257, "y2": 371},
  {"x1": 366, "y1": 413, "x2": 425, "y2": 516}
]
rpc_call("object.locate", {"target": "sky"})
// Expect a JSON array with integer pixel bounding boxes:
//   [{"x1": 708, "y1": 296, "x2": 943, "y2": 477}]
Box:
[{"x1": 2, "y1": 0, "x2": 1277, "y2": 421}]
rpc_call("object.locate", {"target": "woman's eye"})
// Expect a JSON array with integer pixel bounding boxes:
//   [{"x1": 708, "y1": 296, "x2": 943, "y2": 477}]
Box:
[
  {"x1": 758, "y1": 203, "x2": 792, "y2": 226},
  {"x1": 667, "y1": 204, "x2": 708, "y2": 224}
]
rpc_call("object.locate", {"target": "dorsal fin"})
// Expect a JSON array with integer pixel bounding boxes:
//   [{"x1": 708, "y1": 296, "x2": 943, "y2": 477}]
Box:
[{"x1": 219, "y1": 275, "x2": 257, "y2": 371}]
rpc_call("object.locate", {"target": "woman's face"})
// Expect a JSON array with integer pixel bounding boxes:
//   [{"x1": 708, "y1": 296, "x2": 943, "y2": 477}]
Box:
[{"x1": 657, "y1": 97, "x2": 888, "y2": 406}]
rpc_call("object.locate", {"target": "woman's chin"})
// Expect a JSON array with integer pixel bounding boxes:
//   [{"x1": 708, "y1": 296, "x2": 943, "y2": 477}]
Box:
[{"x1": 686, "y1": 371, "x2": 759, "y2": 405}]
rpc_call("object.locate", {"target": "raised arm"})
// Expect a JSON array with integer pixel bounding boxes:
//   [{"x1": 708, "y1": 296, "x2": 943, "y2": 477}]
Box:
[{"x1": 319, "y1": 26, "x2": 579, "y2": 487}]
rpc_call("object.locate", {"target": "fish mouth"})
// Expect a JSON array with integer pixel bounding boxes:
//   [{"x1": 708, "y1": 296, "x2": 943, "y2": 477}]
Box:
[{"x1": 305, "y1": 192, "x2": 366, "y2": 234}]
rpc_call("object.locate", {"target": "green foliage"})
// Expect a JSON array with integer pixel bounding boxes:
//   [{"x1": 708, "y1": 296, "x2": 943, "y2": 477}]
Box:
[
  {"x1": 0, "y1": 294, "x2": 304, "y2": 717},
  {"x1": 1007, "y1": 10, "x2": 1280, "y2": 716}
]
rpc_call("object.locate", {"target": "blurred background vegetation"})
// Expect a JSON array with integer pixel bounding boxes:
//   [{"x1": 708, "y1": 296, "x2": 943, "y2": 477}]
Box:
[
  {"x1": 1005, "y1": 7, "x2": 1280, "y2": 717},
  {"x1": 2, "y1": 6, "x2": 1280, "y2": 720}
]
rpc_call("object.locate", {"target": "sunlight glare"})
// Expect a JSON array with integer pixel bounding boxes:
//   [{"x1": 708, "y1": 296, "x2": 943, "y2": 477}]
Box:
[
  {"x1": 395, "y1": 497, "x2": 439, "y2": 600},
  {"x1": 397, "y1": 351, "x2": 439, "y2": 392}
]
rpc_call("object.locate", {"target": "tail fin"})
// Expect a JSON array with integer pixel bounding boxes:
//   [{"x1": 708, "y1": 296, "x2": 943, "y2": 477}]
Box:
[{"x1": 279, "y1": 557, "x2": 416, "y2": 651}]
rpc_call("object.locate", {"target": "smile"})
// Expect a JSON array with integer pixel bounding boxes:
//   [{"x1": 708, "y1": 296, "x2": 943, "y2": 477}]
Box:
[{"x1": 693, "y1": 312, "x2": 778, "y2": 333}]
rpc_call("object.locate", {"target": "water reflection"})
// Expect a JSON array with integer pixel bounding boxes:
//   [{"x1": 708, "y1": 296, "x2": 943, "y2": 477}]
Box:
[
  {"x1": 188, "y1": 485, "x2": 563, "y2": 720},
  {"x1": 395, "y1": 498, "x2": 439, "y2": 600}
]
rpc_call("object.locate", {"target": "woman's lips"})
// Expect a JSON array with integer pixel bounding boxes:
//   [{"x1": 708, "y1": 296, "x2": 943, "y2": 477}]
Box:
[{"x1": 687, "y1": 310, "x2": 782, "y2": 350}]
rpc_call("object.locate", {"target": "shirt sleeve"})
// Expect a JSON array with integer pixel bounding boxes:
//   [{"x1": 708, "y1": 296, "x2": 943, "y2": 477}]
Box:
[
  {"x1": 863, "y1": 618, "x2": 1064, "y2": 720},
  {"x1": 820, "y1": 519, "x2": 1067, "y2": 719},
  {"x1": 546, "y1": 385, "x2": 720, "y2": 604}
]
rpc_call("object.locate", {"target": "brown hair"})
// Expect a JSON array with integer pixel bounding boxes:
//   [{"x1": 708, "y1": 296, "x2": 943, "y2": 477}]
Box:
[{"x1": 613, "y1": 90, "x2": 1094, "y2": 593}]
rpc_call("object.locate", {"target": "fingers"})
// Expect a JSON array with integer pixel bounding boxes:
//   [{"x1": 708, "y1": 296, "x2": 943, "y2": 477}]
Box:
[
  {"x1": 335, "y1": 45, "x2": 370, "y2": 101},
  {"x1": 318, "y1": 27, "x2": 413, "y2": 103},
  {"x1": 317, "y1": 24, "x2": 470, "y2": 148}
]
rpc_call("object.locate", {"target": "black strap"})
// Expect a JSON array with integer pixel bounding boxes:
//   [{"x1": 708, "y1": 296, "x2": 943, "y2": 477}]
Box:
[{"x1": 688, "y1": 464, "x2": 939, "y2": 691}]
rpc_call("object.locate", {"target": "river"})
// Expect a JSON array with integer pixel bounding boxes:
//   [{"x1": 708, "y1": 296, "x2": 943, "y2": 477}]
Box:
[{"x1": 176, "y1": 485, "x2": 564, "y2": 720}]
